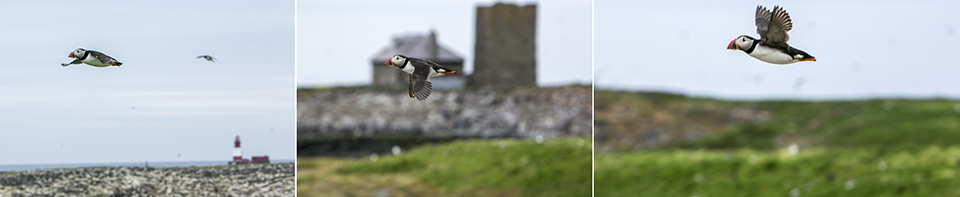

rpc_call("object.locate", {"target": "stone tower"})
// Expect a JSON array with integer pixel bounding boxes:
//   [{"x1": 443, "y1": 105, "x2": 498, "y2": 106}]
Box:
[{"x1": 468, "y1": 3, "x2": 537, "y2": 89}]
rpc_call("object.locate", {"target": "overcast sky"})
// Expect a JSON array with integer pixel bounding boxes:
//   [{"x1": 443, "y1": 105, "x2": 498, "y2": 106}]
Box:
[
  {"x1": 296, "y1": 0, "x2": 592, "y2": 87},
  {"x1": 596, "y1": 0, "x2": 960, "y2": 100},
  {"x1": 0, "y1": 1, "x2": 294, "y2": 165},
  {"x1": 10, "y1": 0, "x2": 955, "y2": 165}
]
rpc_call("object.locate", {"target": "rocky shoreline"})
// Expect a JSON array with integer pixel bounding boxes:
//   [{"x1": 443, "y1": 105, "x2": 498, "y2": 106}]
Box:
[{"x1": 0, "y1": 163, "x2": 294, "y2": 196}]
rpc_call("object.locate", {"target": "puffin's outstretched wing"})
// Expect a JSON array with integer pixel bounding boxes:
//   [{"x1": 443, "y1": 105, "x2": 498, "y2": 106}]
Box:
[
  {"x1": 410, "y1": 66, "x2": 433, "y2": 101},
  {"x1": 197, "y1": 55, "x2": 217, "y2": 62},
  {"x1": 755, "y1": 5, "x2": 772, "y2": 38},
  {"x1": 756, "y1": 6, "x2": 793, "y2": 46},
  {"x1": 408, "y1": 74, "x2": 415, "y2": 98},
  {"x1": 62, "y1": 59, "x2": 83, "y2": 67}
]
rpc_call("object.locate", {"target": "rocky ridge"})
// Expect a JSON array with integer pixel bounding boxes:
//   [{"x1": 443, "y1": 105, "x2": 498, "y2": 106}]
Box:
[
  {"x1": 297, "y1": 86, "x2": 592, "y2": 140},
  {"x1": 0, "y1": 164, "x2": 294, "y2": 196}
]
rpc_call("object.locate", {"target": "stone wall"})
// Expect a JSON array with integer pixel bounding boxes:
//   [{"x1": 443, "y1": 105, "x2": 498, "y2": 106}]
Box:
[{"x1": 468, "y1": 3, "x2": 537, "y2": 89}]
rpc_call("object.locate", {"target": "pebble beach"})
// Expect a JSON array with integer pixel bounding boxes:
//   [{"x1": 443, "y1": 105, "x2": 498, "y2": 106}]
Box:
[{"x1": 0, "y1": 163, "x2": 294, "y2": 196}]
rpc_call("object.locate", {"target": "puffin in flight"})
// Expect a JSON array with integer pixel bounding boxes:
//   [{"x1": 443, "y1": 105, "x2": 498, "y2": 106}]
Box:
[
  {"x1": 197, "y1": 55, "x2": 217, "y2": 63},
  {"x1": 62, "y1": 48, "x2": 122, "y2": 67},
  {"x1": 728, "y1": 6, "x2": 815, "y2": 64},
  {"x1": 384, "y1": 54, "x2": 456, "y2": 101}
]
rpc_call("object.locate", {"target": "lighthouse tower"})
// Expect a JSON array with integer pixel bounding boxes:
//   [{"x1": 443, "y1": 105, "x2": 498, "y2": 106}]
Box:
[{"x1": 233, "y1": 135, "x2": 242, "y2": 161}]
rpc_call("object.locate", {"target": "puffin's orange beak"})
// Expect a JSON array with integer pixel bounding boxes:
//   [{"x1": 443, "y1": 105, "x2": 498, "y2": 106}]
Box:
[
  {"x1": 384, "y1": 59, "x2": 392, "y2": 67},
  {"x1": 442, "y1": 71, "x2": 456, "y2": 75},
  {"x1": 727, "y1": 39, "x2": 738, "y2": 50},
  {"x1": 68, "y1": 52, "x2": 75, "y2": 58},
  {"x1": 800, "y1": 57, "x2": 817, "y2": 62}
]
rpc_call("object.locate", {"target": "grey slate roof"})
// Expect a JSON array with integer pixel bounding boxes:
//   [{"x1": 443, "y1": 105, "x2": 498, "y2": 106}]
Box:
[{"x1": 370, "y1": 31, "x2": 464, "y2": 65}]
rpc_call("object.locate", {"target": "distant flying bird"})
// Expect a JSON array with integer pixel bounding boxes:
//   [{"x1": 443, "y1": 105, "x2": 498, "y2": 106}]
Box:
[
  {"x1": 727, "y1": 6, "x2": 815, "y2": 64},
  {"x1": 384, "y1": 54, "x2": 456, "y2": 101},
  {"x1": 62, "y1": 48, "x2": 122, "y2": 67},
  {"x1": 197, "y1": 55, "x2": 217, "y2": 62}
]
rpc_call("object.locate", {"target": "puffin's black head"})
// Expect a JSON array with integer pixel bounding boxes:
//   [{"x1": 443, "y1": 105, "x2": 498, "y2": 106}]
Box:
[
  {"x1": 68, "y1": 48, "x2": 86, "y2": 58},
  {"x1": 384, "y1": 54, "x2": 408, "y2": 67},
  {"x1": 727, "y1": 35, "x2": 756, "y2": 51}
]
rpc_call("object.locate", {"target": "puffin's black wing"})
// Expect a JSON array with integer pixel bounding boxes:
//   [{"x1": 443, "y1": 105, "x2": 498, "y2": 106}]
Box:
[
  {"x1": 197, "y1": 55, "x2": 216, "y2": 62},
  {"x1": 408, "y1": 74, "x2": 415, "y2": 98},
  {"x1": 756, "y1": 6, "x2": 793, "y2": 47},
  {"x1": 755, "y1": 6, "x2": 772, "y2": 39},
  {"x1": 410, "y1": 58, "x2": 446, "y2": 70},
  {"x1": 409, "y1": 62, "x2": 433, "y2": 101},
  {"x1": 88, "y1": 50, "x2": 120, "y2": 65},
  {"x1": 62, "y1": 59, "x2": 82, "y2": 67}
]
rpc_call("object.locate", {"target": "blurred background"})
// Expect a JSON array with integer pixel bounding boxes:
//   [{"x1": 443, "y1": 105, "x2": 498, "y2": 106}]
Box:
[
  {"x1": 296, "y1": 0, "x2": 591, "y2": 196},
  {"x1": 0, "y1": 1, "x2": 294, "y2": 170},
  {"x1": 594, "y1": 0, "x2": 960, "y2": 196}
]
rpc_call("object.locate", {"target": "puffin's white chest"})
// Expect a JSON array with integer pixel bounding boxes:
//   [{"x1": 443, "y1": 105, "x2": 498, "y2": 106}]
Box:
[
  {"x1": 748, "y1": 45, "x2": 797, "y2": 65},
  {"x1": 400, "y1": 63, "x2": 416, "y2": 74},
  {"x1": 80, "y1": 55, "x2": 109, "y2": 67}
]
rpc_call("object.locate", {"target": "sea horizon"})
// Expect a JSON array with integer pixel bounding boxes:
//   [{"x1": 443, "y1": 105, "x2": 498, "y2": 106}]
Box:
[{"x1": 0, "y1": 159, "x2": 295, "y2": 173}]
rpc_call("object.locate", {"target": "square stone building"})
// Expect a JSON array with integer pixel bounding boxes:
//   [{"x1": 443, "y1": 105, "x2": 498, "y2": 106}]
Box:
[{"x1": 371, "y1": 3, "x2": 537, "y2": 90}]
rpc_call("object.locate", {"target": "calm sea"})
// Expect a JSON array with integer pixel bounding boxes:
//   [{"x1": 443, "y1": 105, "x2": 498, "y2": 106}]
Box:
[{"x1": 0, "y1": 159, "x2": 294, "y2": 173}]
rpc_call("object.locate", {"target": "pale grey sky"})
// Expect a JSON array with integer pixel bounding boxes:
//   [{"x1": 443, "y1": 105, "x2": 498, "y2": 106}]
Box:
[
  {"x1": 596, "y1": 0, "x2": 960, "y2": 100},
  {"x1": 296, "y1": 0, "x2": 592, "y2": 87},
  {"x1": 11, "y1": 0, "x2": 952, "y2": 165},
  {"x1": 0, "y1": 1, "x2": 294, "y2": 165}
]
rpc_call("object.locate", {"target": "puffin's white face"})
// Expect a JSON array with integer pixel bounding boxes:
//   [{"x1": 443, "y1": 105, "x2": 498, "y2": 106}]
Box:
[
  {"x1": 727, "y1": 36, "x2": 755, "y2": 51},
  {"x1": 385, "y1": 55, "x2": 406, "y2": 67},
  {"x1": 69, "y1": 48, "x2": 86, "y2": 58}
]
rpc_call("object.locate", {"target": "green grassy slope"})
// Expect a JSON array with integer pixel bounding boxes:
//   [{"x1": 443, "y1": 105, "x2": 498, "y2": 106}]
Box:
[
  {"x1": 597, "y1": 148, "x2": 960, "y2": 197},
  {"x1": 595, "y1": 90, "x2": 960, "y2": 196},
  {"x1": 298, "y1": 137, "x2": 592, "y2": 197},
  {"x1": 596, "y1": 90, "x2": 960, "y2": 151}
]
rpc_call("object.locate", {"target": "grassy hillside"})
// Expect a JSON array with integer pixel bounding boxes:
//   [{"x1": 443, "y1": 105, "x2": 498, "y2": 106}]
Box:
[
  {"x1": 595, "y1": 90, "x2": 960, "y2": 152},
  {"x1": 595, "y1": 90, "x2": 960, "y2": 196},
  {"x1": 597, "y1": 147, "x2": 960, "y2": 196},
  {"x1": 297, "y1": 137, "x2": 592, "y2": 197}
]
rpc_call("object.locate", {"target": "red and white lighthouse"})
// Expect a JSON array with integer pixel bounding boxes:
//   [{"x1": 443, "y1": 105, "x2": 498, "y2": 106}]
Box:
[
  {"x1": 233, "y1": 135, "x2": 243, "y2": 161},
  {"x1": 229, "y1": 135, "x2": 269, "y2": 165}
]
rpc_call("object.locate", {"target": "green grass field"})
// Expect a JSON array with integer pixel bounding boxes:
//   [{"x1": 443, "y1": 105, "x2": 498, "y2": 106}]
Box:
[
  {"x1": 595, "y1": 90, "x2": 960, "y2": 196},
  {"x1": 597, "y1": 147, "x2": 960, "y2": 196},
  {"x1": 596, "y1": 91, "x2": 960, "y2": 151},
  {"x1": 297, "y1": 137, "x2": 592, "y2": 197}
]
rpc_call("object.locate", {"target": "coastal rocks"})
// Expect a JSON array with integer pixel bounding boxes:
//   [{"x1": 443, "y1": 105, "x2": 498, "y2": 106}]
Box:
[
  {"x1": 297, "y1": 86, "x2": 592, "y2": 140},
  {"x1": 0, "y1": 164, "x2": 294, "y2": 196}
]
